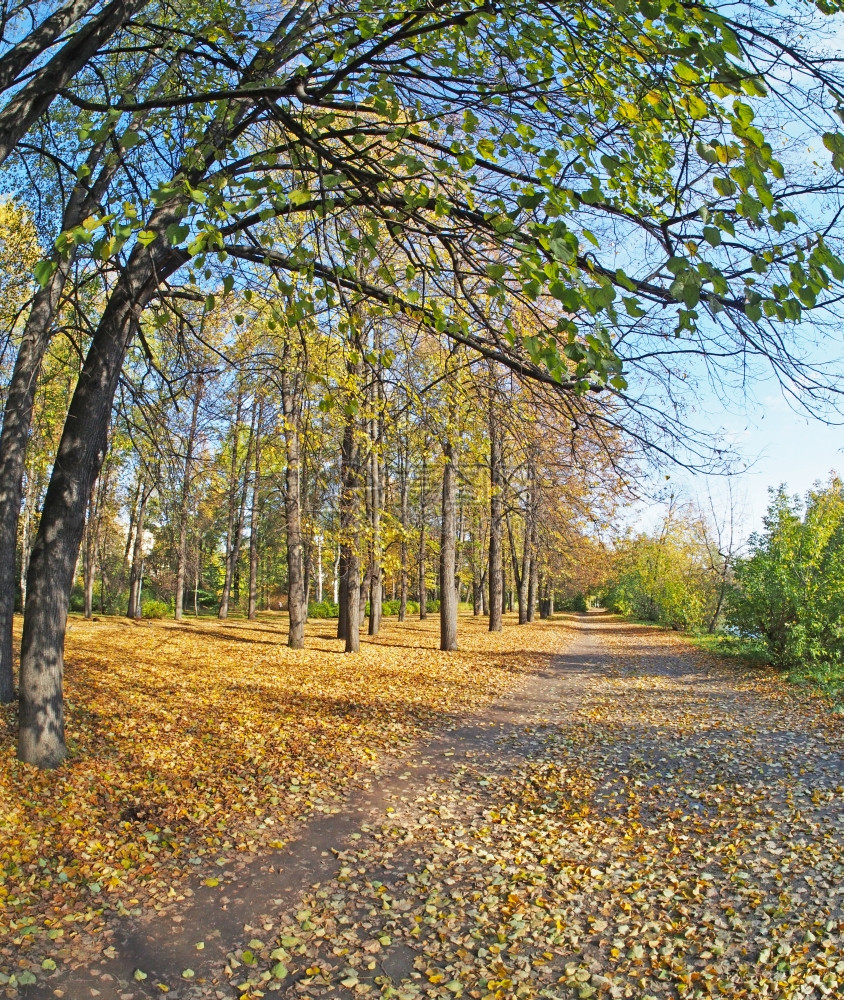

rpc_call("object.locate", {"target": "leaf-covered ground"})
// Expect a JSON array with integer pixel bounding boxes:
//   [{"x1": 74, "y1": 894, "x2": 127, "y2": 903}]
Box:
[
  {"x1": 3, "y1": 613, "x2": 844, "y2": 999},
  {"x1": 0, "y1": 611, "x2": 575, "y2": 992},
  {"x1": 210, "y1": 618, "x2": 842, "y2": 1000}
]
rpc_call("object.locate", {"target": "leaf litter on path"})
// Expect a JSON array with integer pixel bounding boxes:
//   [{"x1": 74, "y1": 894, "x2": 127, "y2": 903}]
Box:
[
  {"x1": 0, "y1": 611, "x2": 576, "y2": 992},
  {"x1": 4, "y1": 614, "x2": 843, "y2": 999},
  {"x1": 228, "y1": 618, "x2": 844, "y2": 1000}
]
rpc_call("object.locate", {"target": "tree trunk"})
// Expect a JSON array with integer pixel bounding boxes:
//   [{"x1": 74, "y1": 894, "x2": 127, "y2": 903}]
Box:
[
  {"x1": 247, "y1": 400, "x2": 262, "y2": 621},
  {"x1": 82, "y1": 492, "x2": 96, "y2": 620},
  {"x1": 367, "y1": 411, "x2": 383, "y2": 637},
  {"x1": 439, "y1": 437, "x2": 458, "y2": 651},
  {"x1": 0, "y1": 268, "x2": 69, "y2": 702},
  {"x1": 527, "y1": 549, "x2": 538, "y2": 622},
  {"x1": 339, "y1": 413, "x2": 362, "y2": 652},
  {"x1": 219, "y1": 392, "x2": 243, "y2": 619},
  {"x1": 13, "y1": 11, "x2": 292, "y2": 762},
  {"x1": 282, "y1": 368, "x2": 306, "y2": 649},
  {"x1": 398, "y1": 438, "x2": 409, "y2": 622},
  {"x1": 0, "y1": 0, "x2": 151, "y2": 167},
  {"x1": 488, "y1": 408, "x2": 503, "y2": 632},
  {"x1": 127, "y1": 485, "x2": 149, "y2": 619},
  {"x1": 0, "y1": 88, "x2": 157, "y2": 697},
  {"x1": 508, "y1": 513, "x2": 529, "y2": 625},
  {"x1": 418, "y1": 452, "x2": 427, "y2": 620},
  {"x1": 175, "y1": 379, "x2": 201, "y2": 620},
  {"x1": 19, "y1": 488, "x2": 32, "y2": 615},
  {"x1": 336, "y1": 549, "x2": 348, "y2": 641}
]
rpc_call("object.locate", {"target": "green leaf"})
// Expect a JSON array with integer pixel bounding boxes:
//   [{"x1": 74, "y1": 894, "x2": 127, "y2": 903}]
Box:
[
  {"x1": 675, "y1": 62, "x2": 699, "y2": 82},
  {"x1": 34, "y1": 260, "x2": 57, "y2": 288},
  {"x1": 166, "y1": 223, "x2": 189, "y2": 246}
]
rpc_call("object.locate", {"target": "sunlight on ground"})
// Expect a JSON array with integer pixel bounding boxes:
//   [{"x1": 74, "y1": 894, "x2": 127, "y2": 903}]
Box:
[{"x1": 0, "y1": 611, "x2": 576, "y2": 969}]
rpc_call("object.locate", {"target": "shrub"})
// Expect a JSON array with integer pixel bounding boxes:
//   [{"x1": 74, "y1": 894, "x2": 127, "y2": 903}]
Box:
[
  {"x1": 570, "y1": 593, "x2": 589, "y2": 613},
  {"x1": 307, "y1": 600, "x2": 339, "y2": 619},
  {"x1": 68, "y1": 585, "x2": 85, "y2": 613},
  {"x1": 141, "y1": 599, "x2": 169, "y2": 619},
  {"x1": 727, "y1": 479, "x2": 844, "y2": 671}
]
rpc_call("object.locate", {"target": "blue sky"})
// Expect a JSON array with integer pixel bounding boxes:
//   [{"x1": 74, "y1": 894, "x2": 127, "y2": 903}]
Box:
[{"x1": 629, "y1": 382, "x2": 844, "y2": 544}]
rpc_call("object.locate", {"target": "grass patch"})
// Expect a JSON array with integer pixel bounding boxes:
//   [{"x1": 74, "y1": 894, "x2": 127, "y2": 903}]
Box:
[
  {"x1": 787, "y1": 661, "x2": 844, "y2": 705},
  {"x1": 686, "y1": 631, "x2": 770, "y2": 666},
  {"x1": 689, "y1": 631, "x2": 844, "y2": 704}
]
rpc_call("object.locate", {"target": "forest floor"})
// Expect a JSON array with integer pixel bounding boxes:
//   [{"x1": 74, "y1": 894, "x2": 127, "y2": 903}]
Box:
[{"x1": 2, "y1": 613, "x2": 843, "y2": 1000}]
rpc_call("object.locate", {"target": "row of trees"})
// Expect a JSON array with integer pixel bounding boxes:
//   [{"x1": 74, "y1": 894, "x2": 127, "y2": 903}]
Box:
[
  {"x1": 28, "y1": 288, "x2": 625, "y2": 645},
  {"x1": 600, "y1": 493, "x2": 737, "y2": 632},
  {"x1": 4, "y1": 0, "x2": 844, "y2": 769},
  {"x1": 601, "y1": 478, "x2": 844, "y2": 680}
]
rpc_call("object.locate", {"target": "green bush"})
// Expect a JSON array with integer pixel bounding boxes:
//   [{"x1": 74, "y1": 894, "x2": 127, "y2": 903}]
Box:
[
  {"x1": 68, "y1": 584, "x2": 85, "y2": 613},
  {"x1": 570, "y1": 593, "x2": 589, "y2": 613},
  {"x1": 727, "y1": 479, "x2": 844, "y2": 678},
  {"x1": 141, "y1": 599, "x2": 169, "y2": 619},
  {"x1": 600, "y1": 511, "x2": 718, "y2": 632},
  {"x1": 307, "y1": 600, "x2": 339, "y2": 619}
]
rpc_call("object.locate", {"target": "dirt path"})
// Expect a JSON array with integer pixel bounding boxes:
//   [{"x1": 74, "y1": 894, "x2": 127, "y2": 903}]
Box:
[{"x1": 26, "y1": 617, "x2": 844, "y2": 1000}]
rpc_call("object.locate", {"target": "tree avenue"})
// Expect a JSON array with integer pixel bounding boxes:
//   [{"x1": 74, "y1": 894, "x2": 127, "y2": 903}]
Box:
[{"x1": 2, "y1": 0, "x2": 844, "y2": 767}]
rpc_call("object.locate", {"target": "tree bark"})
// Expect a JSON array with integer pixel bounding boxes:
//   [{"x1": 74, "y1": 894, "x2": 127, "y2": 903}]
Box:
[
  {"x1": 0, "y1": 0, "x2": 101, "y2": 96},
  {"x1": 218, "y1": 392, "x2": 243, "y2": 619},
  {"x1": 339, "y1": 414, "x2": 362, "y2": 652},
  {"x1": 0, "y1": 84, "x2": 161, "y2": 696},
  {"x1": 83, "y1": 488, "x2": 97, "y2": 619},
  {"x1": 336, "y1": 548, "x2": 348, "y2": 641},
  {"x1": 527, "y1": 548, "x2": 538, "y2": 622},
  {"x1": 0, "y1": 0, "x2": 151, "y2": 167},
  {"x1": 418, "y1": 452, "x2": 427, "y2": 620},
  {"x1": 13, "y1": 9, "x2": 302, "y2": 762},
  {"x1": 17, "y1": 207, "x2": 188, "y2": 767},
  {"x1": 175, "y1": 378, "x2": 202, "y2": 620},
  {"x1": 439, "y1": 437, "x2": 458, "y2": 651},
  {"x1": 367, "y1": 411, "x2": 383, "y2": 637},
  {"x1": 0, "y1": 267, "x2": 69, "y2": 702},
  {"x1": 282, "y1": 367, "x2": 306, "y2": 649},
  {"x1": 488, "y1": 407, "x2": 503, "y2": 632},
  {"x1": 247, "y1": 401, "x2": 262, "y2": 621},
  {"x1": 127, "y1": 484, "x2": 149, "y2": 619},
  {"x1": 230, "y1": 406, "x2": 255, "y2": 609},
  {"x1": 508, "y1": 513, "x2": 529, "y2": 625},
  {"x1": 398, "y1": 443, "x2": 408, "y2": 622}
]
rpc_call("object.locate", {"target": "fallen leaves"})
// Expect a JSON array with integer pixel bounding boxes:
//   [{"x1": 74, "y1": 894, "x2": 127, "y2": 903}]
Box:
[
  {"x1": 223, "y1": 617, "x2": 844, "y2": 1000},
  {"x1": 0, "y1": 610, "x2": 574, "y2": 987},
  {"x1": 3, "y1": 613, "x2": 841, "y2": 997}
]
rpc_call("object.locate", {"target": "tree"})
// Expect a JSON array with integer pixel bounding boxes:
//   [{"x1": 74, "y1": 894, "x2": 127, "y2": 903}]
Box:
[
  {"x1": 15, "y1": 0, "x2": 844, "y2": 767},
  {"x1": 729, "y1": 479, "x2": 844, "y2": 670}
]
